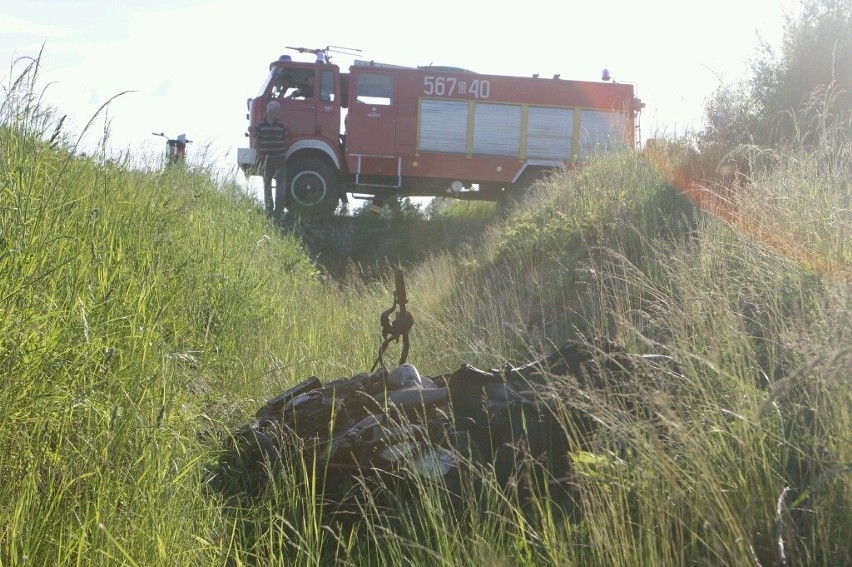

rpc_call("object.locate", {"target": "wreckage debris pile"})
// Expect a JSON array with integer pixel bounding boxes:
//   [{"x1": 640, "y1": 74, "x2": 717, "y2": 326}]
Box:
[{"x1": 211, "y1": 338, "x2": 680, "y2": 502}]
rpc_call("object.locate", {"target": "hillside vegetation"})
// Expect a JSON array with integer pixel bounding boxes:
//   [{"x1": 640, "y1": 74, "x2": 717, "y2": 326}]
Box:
[{"x1": 2, "y1": 53, "x2": 851, "y2": 566}]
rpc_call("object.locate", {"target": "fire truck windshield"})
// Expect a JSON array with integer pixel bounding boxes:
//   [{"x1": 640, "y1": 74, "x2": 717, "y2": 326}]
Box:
[{"x1": 257, "y1": 68, "x2": 278, "y2": 98}]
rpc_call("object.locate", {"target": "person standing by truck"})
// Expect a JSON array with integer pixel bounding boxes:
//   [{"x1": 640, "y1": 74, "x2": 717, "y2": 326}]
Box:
[{"x1": 253, "y1": 100, "x2": 288, "y2": 217}]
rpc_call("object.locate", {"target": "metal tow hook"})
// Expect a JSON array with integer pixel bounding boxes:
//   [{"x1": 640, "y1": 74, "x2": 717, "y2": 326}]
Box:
[{"x1": 371, "y1": 269, "x2": 415, "y2": 371}]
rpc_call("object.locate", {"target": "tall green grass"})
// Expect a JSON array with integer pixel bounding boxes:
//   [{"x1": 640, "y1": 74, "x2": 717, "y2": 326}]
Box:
[
  {"x1": 2, "y1": 52, "x2": 850, "y2": 566},
  {"x1": 395, "y1": 137, "x2": 850, "y2": 565},
  {"x1": 0, "y1": 55, "x2": 382, "y2": 566}
]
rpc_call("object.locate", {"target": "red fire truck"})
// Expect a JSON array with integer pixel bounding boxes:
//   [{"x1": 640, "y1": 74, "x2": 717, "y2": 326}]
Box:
[{"x1": 238, "y1": 47, "x2": 643, "y2": 216}]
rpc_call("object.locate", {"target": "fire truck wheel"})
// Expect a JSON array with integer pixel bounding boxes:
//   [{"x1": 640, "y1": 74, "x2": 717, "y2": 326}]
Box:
[{"x1": 287, "y1": 159, "x2": 340, "y2": 217}]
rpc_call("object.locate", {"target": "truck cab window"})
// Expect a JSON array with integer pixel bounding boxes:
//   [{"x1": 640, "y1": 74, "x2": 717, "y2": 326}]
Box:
[
  {"x1": 320, "y1": 70, "x2": 336, "y2": 102},
  {"x1": 261, "y1": 69, "x2": 281, "y2": 98},
  {"x1": 356, "y1": 73, "x2": 393, "y2": 106},
  {"x1": 270, "y1": 69, "x2": 290, "y2": 98},
  {"x1": 272, "y1": 69, "x2": 316, "y2": 100}
]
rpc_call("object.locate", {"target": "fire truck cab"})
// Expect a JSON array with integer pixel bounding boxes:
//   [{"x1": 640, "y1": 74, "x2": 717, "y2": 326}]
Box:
[{"x1": 238, "y1": 49, "x2": 643, "y2": 216}]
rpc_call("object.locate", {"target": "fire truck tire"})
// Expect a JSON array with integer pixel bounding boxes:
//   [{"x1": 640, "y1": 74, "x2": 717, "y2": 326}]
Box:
[{"x1": 286, "y1": 159, "x2": 340, "y2": 217}]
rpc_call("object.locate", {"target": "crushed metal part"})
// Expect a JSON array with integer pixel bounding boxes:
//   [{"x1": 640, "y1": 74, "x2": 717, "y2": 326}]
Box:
[{"x1": 209, "y1": 337, "x2": 684, "y2": 514}]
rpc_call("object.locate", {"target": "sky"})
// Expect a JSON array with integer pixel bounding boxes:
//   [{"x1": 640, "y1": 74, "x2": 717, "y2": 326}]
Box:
[{"x1": 1, "y1": 0, "x2": 797, "y2": 194}]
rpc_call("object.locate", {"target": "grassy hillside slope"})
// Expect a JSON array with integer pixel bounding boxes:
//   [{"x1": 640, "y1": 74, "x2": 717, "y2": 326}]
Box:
[
  {"x1": 2, "y1": 60, "x2": 850, "y2": 565},
  {"x1": 1, "y1": 66, "x2": 389, "y2": 565}
]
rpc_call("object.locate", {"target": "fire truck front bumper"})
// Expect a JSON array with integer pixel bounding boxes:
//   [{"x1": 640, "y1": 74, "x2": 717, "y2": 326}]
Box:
[{"x1": 237, "y1": 148, "x2": 258, "y2": 176}]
